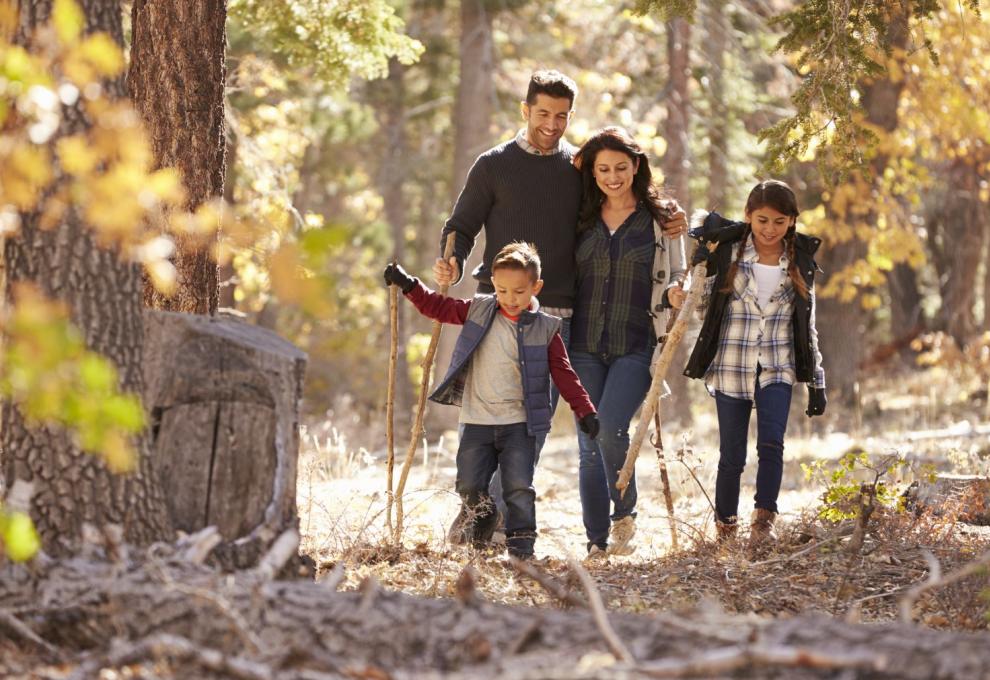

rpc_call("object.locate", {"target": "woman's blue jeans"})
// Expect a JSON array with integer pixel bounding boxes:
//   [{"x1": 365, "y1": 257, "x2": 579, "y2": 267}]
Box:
[
  {"x1": 713, "y1": 380, "x2": 792, "y2": 523},
  {"x1": 571, "y1": 349, "x2": 653, "y2": 550}
]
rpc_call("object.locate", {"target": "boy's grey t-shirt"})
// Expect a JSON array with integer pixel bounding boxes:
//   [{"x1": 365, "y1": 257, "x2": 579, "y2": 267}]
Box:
[{"x1": 459, "y1": 312, "x2": 527, "y2": 426}]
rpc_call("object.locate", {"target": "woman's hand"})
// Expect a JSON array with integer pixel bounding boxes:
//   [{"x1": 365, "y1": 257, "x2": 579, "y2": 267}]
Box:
[{"x1": 668, "y1": 283, "x2": 686, "y2": 309}]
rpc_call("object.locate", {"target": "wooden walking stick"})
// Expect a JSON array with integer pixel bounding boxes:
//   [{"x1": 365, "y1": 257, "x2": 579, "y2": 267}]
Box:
[
  {"x1": 616, "y1": 261, "x2": 708, "y2": 498},
  {"x1": 652, "y1": 404, "x2": 678, "y2": 551},
  {"x1": 392, "y1": 236, "x2": 456, "y2": 543},
  {"x1": 385, "y1": 270, "x2": 399, "y2": 533}
]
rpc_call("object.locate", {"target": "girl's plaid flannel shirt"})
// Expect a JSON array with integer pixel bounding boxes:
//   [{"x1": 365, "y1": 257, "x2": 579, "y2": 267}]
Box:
[{"x1": 698, "y1": 237, "x2": 826, "y2": 400}]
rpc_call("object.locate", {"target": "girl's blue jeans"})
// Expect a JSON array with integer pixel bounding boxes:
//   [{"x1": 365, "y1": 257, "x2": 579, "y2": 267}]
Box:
[
  {"x1": 713, "y1": 379, "x2": 792, "y2": 523},
  {"x1": 570, "y1": 349, "x2": 653, "y2": 550}
]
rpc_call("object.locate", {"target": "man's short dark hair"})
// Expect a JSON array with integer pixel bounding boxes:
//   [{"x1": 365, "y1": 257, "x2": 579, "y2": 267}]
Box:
[
  {"x1": 526, "y1": 70, "x2": 578, "y2": 108},
  {"x1": 492, "y1": 242, "x2": 541, "y2": 282}
]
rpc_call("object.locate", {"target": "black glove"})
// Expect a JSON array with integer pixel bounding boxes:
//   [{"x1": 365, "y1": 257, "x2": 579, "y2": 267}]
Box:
[
  {"x1": 690, "y1": 242, "x2": 715, "y2": 267},
  {"x1": 806, "y1": 386, "x2": 827, "y2": 417},
  {"x1": 579, "y1": 413, "x2": 600, "y2": 440},
  {"x1": 383, "y1": 262, "x2": 416, "y2": 293}
]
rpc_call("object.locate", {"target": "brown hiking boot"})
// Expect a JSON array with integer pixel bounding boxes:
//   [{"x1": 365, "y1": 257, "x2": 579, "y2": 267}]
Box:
[
  {"x1": 748, "y1": 509, "x2": 777, "y2": 556},
  {"x1": 715, "y1": 518, "x2": 738, "y2": 544}
]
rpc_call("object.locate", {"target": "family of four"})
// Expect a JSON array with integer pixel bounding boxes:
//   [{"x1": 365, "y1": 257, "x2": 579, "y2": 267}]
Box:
[{"x1": 383, "y1": 70, "x2": 827, "y2": 562}]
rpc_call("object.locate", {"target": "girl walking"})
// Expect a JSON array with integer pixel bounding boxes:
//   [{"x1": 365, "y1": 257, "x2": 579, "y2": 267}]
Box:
[
  {"x1": 570, "y1": 127, "x2": 687, "y2": 559},
  {"x1": 685, "y1": 180, "x2": 827, "y2": 553}
]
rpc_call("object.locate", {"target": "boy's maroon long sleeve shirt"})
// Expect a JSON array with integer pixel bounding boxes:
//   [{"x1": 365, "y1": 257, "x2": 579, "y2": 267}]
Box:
[{"x1": 405, "y1": 281, "x2": 596, "y2": 419}]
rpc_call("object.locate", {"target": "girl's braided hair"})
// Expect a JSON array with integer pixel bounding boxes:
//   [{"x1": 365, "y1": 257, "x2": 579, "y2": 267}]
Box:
[{"x1": 721, "y1": 180, "x2": 808, "y2": 299}]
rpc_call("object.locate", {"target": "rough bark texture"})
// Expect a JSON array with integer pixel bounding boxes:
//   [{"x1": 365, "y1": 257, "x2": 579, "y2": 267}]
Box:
[
  {"x1": 374, "y1": 59, "x2": 414, "y2": 419},
  {"x1": 905, "y1": 474, "x2": 990, "y2": 525},
  {"x1": 2, "y1": 548, "x2": 990, "y2": 680},
  {"x1": 702, "y1": 0, "x2": 728, "y2": 211},
  {"x1": 817, "y1": 8, "x2": 908, "y2": 400},
  {"x1": 1, "y1": 0, "x2": 172, "y2": 553},
  {"x1": 434, "y1": 0, "x2": 497, "y2": 431},
  {"x1": 663, "y1": 16, "x2": 694, "y2": 425},
  {"x1": 129, "y1": 0, "x2": 226, "y2": 315},
  {"x1": 143, "y1": 310, "x2": 306, "y2": 560},
  {"x1": 928, "y1": 161, "x2": 989, "y2": 345}
]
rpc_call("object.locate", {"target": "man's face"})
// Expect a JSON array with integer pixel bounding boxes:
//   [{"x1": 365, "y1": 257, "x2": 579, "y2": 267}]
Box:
[{"x1": 521, "y1": 94, "x2": 573, "y2": 152}]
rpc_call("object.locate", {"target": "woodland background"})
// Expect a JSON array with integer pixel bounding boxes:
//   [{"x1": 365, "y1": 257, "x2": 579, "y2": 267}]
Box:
[{"x1": 2, "y1": 0, "x2": 990, "y2": 677}]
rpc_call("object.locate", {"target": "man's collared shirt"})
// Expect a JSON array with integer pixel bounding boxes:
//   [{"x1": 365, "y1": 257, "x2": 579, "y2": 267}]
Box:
[
  {"x1": 703, "y1": 237, "x2": 826, "y2": 400},
  {"x1": 514, "y1": 128, "x2": 562, "y2": 156}
]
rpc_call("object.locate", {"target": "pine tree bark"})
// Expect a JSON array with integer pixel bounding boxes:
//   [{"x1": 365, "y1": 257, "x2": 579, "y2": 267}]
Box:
[
  {"x1": 434, "y1": 0, "x2": 497, "y2": 431},
  {"x1": 930, "y1": 161, "x2": 988, "y2": 345},
  {"x1": 702, "y1": 0, "x2": 728, "y2": 211},
  {"x1": 663, "y1": 16, "x2": 694, "y2": 425},
  {"x1": 816, "y1": 8, "x2": 908, "y2": 400},
  {"x1": 2, "y1": 0, "x2": 171, "y2": 553},
  {"x1": 128, "y1": 0, "x2": 225, "y2": 315},
  {"x1": 373, "y1": 58, "x2": 413, "y2": 419}
]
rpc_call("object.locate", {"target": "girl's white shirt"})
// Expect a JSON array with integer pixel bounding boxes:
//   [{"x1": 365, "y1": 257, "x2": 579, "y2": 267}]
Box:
[{"x1": 752, "y1": 262, "x2": 784, "y2": 310}]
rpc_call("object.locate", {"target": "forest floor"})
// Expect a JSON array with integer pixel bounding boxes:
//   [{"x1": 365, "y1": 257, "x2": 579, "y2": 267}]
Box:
[{"x1": 300, "y1": 365, "x2": 990, "y2": 631}]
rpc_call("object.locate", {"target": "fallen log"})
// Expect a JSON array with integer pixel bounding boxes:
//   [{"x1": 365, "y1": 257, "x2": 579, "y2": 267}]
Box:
[
  {"x1": 903, "y1": 474, "x2": 990, "y2": 525},
  {"x1": 2, "y1": 547, "x2": 990, "y2": 679}
]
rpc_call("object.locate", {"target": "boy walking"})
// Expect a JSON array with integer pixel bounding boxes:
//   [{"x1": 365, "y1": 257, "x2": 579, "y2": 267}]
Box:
[{"x1": 385, "y1": 243, "x2": 599, "y2": 559}]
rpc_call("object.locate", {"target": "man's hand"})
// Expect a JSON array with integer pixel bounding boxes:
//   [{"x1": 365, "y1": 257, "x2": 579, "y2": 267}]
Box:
[
  {"x1": 806, "y1": 386, "x2": 827, "y2": 418},
  {"x1": 659, "y1": 200, "x2": 687, "y2": 238},
  {"x1": 433, "y1": 257, "x2": 460, "y2": 287},
  {"x1": 667, "y1": 283, "x2": 686, "y2": 310},
  {"x1": 579, "y1": 413, "x2": 600, "y2": 440},
  {"x1": 383, "y1": 262, "x2": 416, "y2": 293}
]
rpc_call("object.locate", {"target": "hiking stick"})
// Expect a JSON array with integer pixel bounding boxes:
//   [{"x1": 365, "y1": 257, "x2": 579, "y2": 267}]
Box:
[
  {"x1": 616, "y1": 261, "x2": 707, "y2": 497},
  {"x1": 652, "y1": 406, "x2": 678, "y2": 551},
  {"x1": 385, "y1": 273, "x2": 399, "y2": 533},
  {"x1": 393, "y1": 236, "x2": 456, "y2": 542}
]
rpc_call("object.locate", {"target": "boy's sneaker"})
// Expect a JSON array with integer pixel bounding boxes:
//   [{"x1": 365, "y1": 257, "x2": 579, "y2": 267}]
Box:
[
  {"x1": 583, "y1": 545, "x2": 608, "y2": 564},
  {"x1": 607, "y1": 516, "x2": 636, "y2": 556}
]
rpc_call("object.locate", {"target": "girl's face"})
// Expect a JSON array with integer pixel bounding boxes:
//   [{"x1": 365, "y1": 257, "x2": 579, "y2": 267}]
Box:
[
  {"x1": 746, "y1": 205, "x2": 794, "y2": 250},
  {"x1": 592, "y1": 149, "x2": 638, "y2": 202}
]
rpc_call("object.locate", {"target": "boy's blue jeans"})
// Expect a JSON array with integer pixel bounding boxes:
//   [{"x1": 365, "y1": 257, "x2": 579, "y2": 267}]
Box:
[
  {"x1": 456, "y1": 422, "x2": 538, "y2": 556},
  {"x1": 713, "y1": 379, "x2": 792, "y2": 524},
  {"x1": 488, "y1": 318, "x2": 570, "y2": 523},
  {"x1": 571, "y1": 349, "x2": 653, "y2": 550}
]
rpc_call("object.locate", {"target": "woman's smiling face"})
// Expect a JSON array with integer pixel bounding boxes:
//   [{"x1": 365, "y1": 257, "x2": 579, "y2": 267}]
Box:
[
  {"x1": 746, "y1": 205, "x2": 794, "y2": 250},
  {"x1": 592, "y1": 149, "x2": 638, "y2": 201}
]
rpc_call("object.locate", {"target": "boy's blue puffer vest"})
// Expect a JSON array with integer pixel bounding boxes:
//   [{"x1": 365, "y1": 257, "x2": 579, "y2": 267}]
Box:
[{"x1": 429, "y1": 295, "x2": 562, "y2": 437}]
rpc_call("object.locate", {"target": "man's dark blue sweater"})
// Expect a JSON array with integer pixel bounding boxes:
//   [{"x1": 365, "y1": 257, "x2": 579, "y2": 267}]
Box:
[{"x1": 440, "y1": 138, "x2": 583, "y2": 309}]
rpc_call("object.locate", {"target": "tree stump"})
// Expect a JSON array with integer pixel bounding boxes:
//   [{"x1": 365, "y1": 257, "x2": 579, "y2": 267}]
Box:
[
  {"x1": 143, "y1": 310, "x2": 307, "y2": 566},
  {"x1": 904, "y1": 474, "x2": 990, "y2": 525}
]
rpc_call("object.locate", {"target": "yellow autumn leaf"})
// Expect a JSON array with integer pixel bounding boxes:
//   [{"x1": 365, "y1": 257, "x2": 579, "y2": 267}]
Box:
[
  {"x1": 101, "y1": 431, "x2": 135, "y2": 474},
  {"x1": 77, "y1": 33, "x2": 124, "y2": 77},
  {"x1": 52, "y1": 0, "x2": 84, "y2": 45},
  {"x1": 57, "y1": 134, "x2": 101, "y2": 175},
  {"x1": 1, "y1": 511, "x2": 41, "y2": 562}
]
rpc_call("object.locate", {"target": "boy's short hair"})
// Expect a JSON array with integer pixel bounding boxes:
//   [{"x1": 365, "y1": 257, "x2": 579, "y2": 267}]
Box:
[
  {"x1": 526, "y1": 70, "x2": 578, "y2": 108},
  {"x1": 492, "y1": 242, "x2": 541, "y2": 283}
]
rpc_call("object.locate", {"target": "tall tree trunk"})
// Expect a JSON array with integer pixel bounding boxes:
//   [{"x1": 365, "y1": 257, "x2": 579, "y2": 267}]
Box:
[
  {"x1": 702, "y1": 0, "x2": 728, "y2": 211},
  {"x1": 663, "y1": 16, "x2": 693, "y2": 424},
  {"x1": 817, "y1": 8, "x2": 908, "y2": 400},
  {"x1": 885, "y1": 263, "x2": 924, "y2": 339},
  {"x1": 374, "y1": 59, "x2": 413, "y2": 418},
  {"x1": 2, "y1": 0, "x2": 171, "y2": 553},
  {"x1": 434, "y1": 0, "x2": 497, "y2": 431},
  {"x1": 218, "y1": 126, "x2": 237, "y2": 309},
  {"x1": 128, "y1": 0, "x2": 225, "y2": 315},
  {"x1": 932, "y1": 161, "x2": 988, "y2": 345}
]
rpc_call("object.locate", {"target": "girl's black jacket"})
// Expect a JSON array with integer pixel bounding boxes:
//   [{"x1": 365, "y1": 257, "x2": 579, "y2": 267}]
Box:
[{"x1": 683, "y1": 211, "x2": 823, "y2": 383}]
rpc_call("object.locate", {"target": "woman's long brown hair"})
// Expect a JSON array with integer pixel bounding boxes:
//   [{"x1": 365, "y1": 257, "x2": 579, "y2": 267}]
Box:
[{"x1": 574, "y1": 126, "x2": 670, "y2": 232}]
